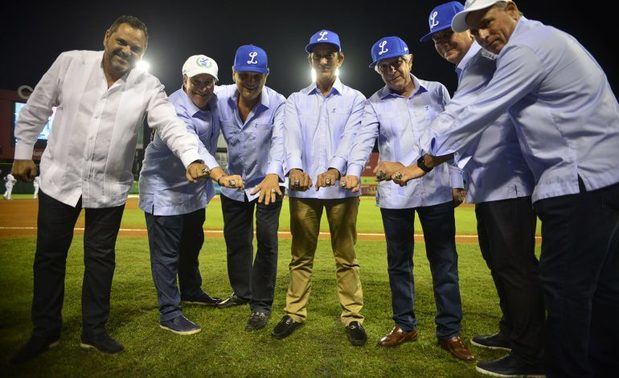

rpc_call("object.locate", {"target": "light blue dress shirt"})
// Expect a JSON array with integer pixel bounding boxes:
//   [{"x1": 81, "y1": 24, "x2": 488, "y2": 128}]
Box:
[
  {"x1": 285, "y1": 79, "x2": 366, "y2": 199},
  {"x1": 450, "y1": 43, "x2": 534, "y2": 204},
  {"x1": 215, "y1": 84, "x2": 286, "y2": 202},
  {"x1": 139, "y1": 88, "x2": 220, "y2": 216},
  {"x1": 431, "y1": 17, "x2": 619, "y2": 202},
  {"x1": 347, "y1": 75, "x2": 464, "y2": 209}
]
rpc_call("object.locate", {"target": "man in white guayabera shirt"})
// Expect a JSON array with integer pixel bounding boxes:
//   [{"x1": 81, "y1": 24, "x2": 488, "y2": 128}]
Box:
[
  {"x1": 10, "y1": 15, "x2": 209, "y2": 364},
  {"x1": 395, "y1": 1, "x2": 619, "y2": 376}
]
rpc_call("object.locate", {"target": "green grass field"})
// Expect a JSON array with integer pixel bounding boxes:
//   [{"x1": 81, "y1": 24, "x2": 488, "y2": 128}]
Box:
[
  {"x1": 117, "y1": 196, "x2": 485, "y2": 236},
  {"x1": 0, "y1": 197, "x2": 540, "y2": 377}
]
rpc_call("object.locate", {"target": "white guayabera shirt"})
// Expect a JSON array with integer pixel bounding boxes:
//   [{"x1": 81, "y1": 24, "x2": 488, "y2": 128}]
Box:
[{"x1": 14, "y1": 50, "x2": 202, "y2": 208}]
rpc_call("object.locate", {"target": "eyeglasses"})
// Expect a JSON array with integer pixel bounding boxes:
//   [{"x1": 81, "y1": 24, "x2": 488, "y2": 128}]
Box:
[{"x1": 376, "y1": 58, "x2": 406, "y2": 73}]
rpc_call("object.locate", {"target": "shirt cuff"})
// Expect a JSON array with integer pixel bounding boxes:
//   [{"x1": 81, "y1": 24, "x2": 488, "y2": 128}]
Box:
[
  {"x1": 328, "y1": 156, "x2": 347, "y2": 175},
  {"x1": 14, "y1": 142, "x2": 35, "y2": 160},
  {"x1": 285, "y1": 157, "x2": 303, "y2": 176},
  {"x1": 266, "y1": 162, "x2": 285, "y2": 181},
  {"x1": 180, "y1": 151, "x2": 204, "y2": 169},
  {"x1": 346, "y1": 163, "x2": 364, "y2": 178},
  {"x1": 450, "y1": 172, "x2": 465, "y2": 189},
  {"x1": 201, "y1": 153, "x2": 219, "y2": 170}
]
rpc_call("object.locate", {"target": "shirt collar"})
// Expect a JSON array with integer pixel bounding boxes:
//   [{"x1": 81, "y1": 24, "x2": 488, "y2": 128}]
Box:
[
  {"x1": 378, "y1": 74, "x2": 428, "y2": 99},
  {"x1": 306, "y1": 78, "x2": 344, "y2": 96},
  {"x1": 456, "y1": 42, "x2": 482, "y2": 78},
  {"x1": 499, "y1": 16, "x2": 528, "y2": 58}
]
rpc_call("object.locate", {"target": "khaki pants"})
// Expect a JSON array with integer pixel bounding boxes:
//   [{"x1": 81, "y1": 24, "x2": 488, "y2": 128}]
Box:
[{"x1": 284, "y1": 197, "x2": 364, "y2": 325}]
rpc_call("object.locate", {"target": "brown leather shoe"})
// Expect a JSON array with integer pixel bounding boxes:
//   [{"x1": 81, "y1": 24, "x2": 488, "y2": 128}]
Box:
[
  {"x1": 377, "y1": 326, "x2": 418, "y2": 347},
  {"x1": 438, "y1": 336, "x2": 475, "y2": 362}
]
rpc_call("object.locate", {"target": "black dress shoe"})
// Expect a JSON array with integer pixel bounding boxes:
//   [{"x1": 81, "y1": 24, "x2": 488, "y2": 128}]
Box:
[
  {"x1": 10, "y1": 334, "x2": 60, "y2": 364},
  {"x1": 471, "y1": 332, "x2": 512, "y2": 351},
  {"x1": 80, "y1": 332, "x2": 124, "y2": 354},
  {"x1": 217, "y1": 293, "x2": 249, "y2": 309},
  {"x1": 272, "y1": 315, "x2": 303, "y2": 339},
  {"x1": 245, "y1": 311, "x2": 269, "y2": 331},
  {"x1": 345, "y1": 321, "x2": 367, "y2": 346},
  {"x1": 182, "y1": 292, "x2": 222, "y2": 306},
  {"x1": 476, "y1": 354, "x2": 545, "y2": 377}
]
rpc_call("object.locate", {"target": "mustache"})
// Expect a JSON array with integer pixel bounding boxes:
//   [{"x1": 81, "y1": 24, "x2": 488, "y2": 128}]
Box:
[{"x1": 115, "y1": 51, "x2": 131, "y2": 60}]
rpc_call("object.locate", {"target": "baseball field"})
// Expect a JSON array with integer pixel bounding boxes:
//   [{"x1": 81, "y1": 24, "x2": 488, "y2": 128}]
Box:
[{"x1": 0, "y1": 195, "x2": 541, "y2": 377}]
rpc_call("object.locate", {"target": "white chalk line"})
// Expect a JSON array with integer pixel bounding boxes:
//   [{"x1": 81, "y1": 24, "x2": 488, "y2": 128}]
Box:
[{"x1": 0, "y1": 226, "x2": 542, "y2": 240}]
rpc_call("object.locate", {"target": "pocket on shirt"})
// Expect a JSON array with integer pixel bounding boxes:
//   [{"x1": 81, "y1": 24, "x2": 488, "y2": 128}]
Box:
[{"x1": 221, "y1": 122, "x2": 241, "y2": 146}]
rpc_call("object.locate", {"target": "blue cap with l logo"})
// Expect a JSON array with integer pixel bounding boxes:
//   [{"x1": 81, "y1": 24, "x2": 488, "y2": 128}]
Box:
[
  {"x1": 369, "y1": 36, "x2": 409, "y2": 68},
  {"x1": 233, "y1": 44, "x2": 269, "y2": 74},
  {"x1": 305, "y1": 29, "x2": 341, "y2": 53},
  {"x1": 419, "y1": 1, "x2": 465, "y2": 43}
]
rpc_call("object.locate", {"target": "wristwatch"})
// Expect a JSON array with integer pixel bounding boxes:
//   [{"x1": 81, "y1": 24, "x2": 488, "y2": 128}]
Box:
[{"x1": 417, "y1": 155, "x2": 433, "y2": 173}]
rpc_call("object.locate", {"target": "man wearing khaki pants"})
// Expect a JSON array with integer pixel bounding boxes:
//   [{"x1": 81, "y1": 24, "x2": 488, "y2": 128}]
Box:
[{"x1": 271, "y1": 29, "x2": 367, "y2": 346}]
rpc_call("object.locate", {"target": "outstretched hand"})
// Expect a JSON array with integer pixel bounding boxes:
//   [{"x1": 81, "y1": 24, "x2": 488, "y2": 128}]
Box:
[
  {"x1": 392, "y1": 163, "x2": 428, "y2": 186},
  {"x1": 340, "y1": 175, "x2": 361, "y2": 192},
  {"x1": 315, "y1": 168, "x2": 340, "y2": 191},
  {"x1": 250, "y1": 174, "x2": 282, "y2": 204},
  {"x1": 185, "y1": 161, "x2": 210, "y2": 183},
  {"x1": 373, "y1": 161, "x2": 405, "y2": 182},
  {"x1": 289, "y1": 169, "x2": 312, "y2": 191}
]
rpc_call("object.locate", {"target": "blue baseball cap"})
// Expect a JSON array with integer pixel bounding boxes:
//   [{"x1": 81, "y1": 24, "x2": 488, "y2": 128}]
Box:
[
  {"x1": 305, "y1": 29, "x2": 341, "y2": 53},
  {"x1": 419, "y1": 1, "x2": 465, "y2": 43},
  {"x1": 369, "y1": 36, "x2": 410, "y2": 68},
  {"x1": 233, "y1": 44, "x2": 269, "y2": 74}
]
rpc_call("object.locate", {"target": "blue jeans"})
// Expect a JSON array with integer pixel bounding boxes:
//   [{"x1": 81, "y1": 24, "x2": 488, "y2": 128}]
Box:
[
  {"x1": 380, "y1": 201, "x2": 462, "y2": 340},
  {"x1": 145, "y1": 209, "x2": 206, "y2": 322}
]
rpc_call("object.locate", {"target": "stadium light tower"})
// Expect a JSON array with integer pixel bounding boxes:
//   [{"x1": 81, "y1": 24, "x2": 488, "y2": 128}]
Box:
[{"x1": 136, "y1": 60, "x2": 150, "y2": 73}]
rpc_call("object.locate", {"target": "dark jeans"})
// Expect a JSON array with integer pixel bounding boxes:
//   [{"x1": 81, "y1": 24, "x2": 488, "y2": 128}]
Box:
[
  {"x1": 534, "y1": 181, "x2": 619, "y2": 377},
  {"x1": 476, "y1": 196, "x2": 544, "y2": 364},
  {"x1": 145, "y1": 209, "x2": 206, "y2": 322},
  {"x1": 32, "y1": 190, "x2": 124, "y2": 338},
  {"x1": 380, "y1": 201, "x2": 462, "y2": 340},
  {"x1": 221, "y1": 194, "x2": 281, "y2": 314}
]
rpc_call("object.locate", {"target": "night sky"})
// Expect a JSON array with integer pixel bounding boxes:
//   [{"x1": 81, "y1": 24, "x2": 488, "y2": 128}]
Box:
[{"x1": 2, "y1": 0, "x2": 616, "y2": 98}]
